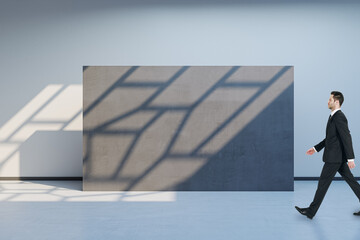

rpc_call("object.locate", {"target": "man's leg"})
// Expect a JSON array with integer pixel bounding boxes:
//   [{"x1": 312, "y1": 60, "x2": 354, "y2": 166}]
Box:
[
  {"x1": 308, "y1": 163, "x2": 340, "y2": 216},
  {"x1": 338, "y1": 162, "x2": 360, "y2": 201}
]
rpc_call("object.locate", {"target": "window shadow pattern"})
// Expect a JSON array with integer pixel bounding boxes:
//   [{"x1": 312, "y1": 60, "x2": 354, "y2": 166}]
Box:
[
  {"x1": 83, "y1": 66, "x2": 294, "y2": 191},
  {"x1": 0, "y1": 84, "x2": 82, "y2": 177}
]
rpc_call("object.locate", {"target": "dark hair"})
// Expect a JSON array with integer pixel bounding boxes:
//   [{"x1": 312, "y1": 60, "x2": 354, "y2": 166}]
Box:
[{"x1": 331, "y1": 91, "x2": 344, "y2": 106}]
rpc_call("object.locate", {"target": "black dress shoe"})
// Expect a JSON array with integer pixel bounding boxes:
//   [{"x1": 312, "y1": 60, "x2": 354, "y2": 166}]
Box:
[
  {"x1": 295, "y1": 206, "x2": 314, "y2": 219},
  {"x1": 354, "y1": 210, "x2": 360, "y2": 216}
]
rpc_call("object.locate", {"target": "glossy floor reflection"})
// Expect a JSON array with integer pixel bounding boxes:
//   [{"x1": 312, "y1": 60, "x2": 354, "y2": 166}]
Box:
[{"x1": 0, "y1": 181, "x2": 359, "y2": 240}]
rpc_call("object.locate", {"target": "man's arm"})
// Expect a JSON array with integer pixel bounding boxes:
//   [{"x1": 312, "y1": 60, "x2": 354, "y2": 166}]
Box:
[
  {"x1": 314, "y1": 139, "x2": 326, "y2": 152},
  {"x1": 334, "y1": 114, "x2": 355, "y2": 159},
  {"x1": 306, "y1": 139, "x2": 325, "y2": 155},
  {"x1": 334, "y1": 114, "x2": 356, "y2": 168}
]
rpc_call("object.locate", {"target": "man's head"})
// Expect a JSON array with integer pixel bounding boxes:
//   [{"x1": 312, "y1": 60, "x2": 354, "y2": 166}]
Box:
[{"x1": 328, "y1": 91, "x2": 344, "y2": 110}]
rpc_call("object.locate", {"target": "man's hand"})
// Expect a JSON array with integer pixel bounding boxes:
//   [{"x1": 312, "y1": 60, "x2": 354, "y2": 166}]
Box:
[
  {"x1": 306, "y1": 148, "x2": 315, "y2": 155},
  {"x1": 348, "y1": 161, "x2": 356, "y2": 169}
]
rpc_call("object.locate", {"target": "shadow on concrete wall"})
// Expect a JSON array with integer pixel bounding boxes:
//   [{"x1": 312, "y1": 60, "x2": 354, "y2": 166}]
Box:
[
  {"x1": 83, "y1": 66, "x2": 293, "y2": 191},
  {"x1": 176, "y1": 85, "x2": 293, "y2": 191}
]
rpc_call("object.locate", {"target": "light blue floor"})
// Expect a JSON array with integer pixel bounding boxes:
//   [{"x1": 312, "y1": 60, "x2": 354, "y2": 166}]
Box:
[{"x1": 0, "y1": 181, "x2": 359, "y2": 240}]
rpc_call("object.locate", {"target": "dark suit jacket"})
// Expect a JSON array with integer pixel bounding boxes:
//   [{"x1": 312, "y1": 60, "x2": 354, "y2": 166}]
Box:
[{"x1": 314, "y1": 110, "x2": 355, "y2": 163}]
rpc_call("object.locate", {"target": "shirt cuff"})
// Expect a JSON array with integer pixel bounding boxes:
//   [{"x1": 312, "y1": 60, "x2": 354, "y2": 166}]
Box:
[
  {"x1": 348, "y1": 159, "x2": 355, "y2": 162},
  {"x1": 312, "y1": 147, "x2": 317, "y2": 153}
]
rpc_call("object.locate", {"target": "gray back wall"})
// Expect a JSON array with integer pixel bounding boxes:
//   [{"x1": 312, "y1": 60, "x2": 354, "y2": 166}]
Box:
[{"x1": 1, "y1": 0, "x2": 359, "y2": 177}]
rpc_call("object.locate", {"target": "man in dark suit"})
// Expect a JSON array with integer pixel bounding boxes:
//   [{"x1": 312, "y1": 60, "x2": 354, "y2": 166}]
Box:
[{"x1": 295, "y1": 91, "x2": 360, "y2": 219}]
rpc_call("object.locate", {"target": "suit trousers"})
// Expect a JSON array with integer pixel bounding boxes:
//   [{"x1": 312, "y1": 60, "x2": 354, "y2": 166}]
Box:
[{"x1": 309, "y1": 162, "x2": 360, "y2": 216}]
